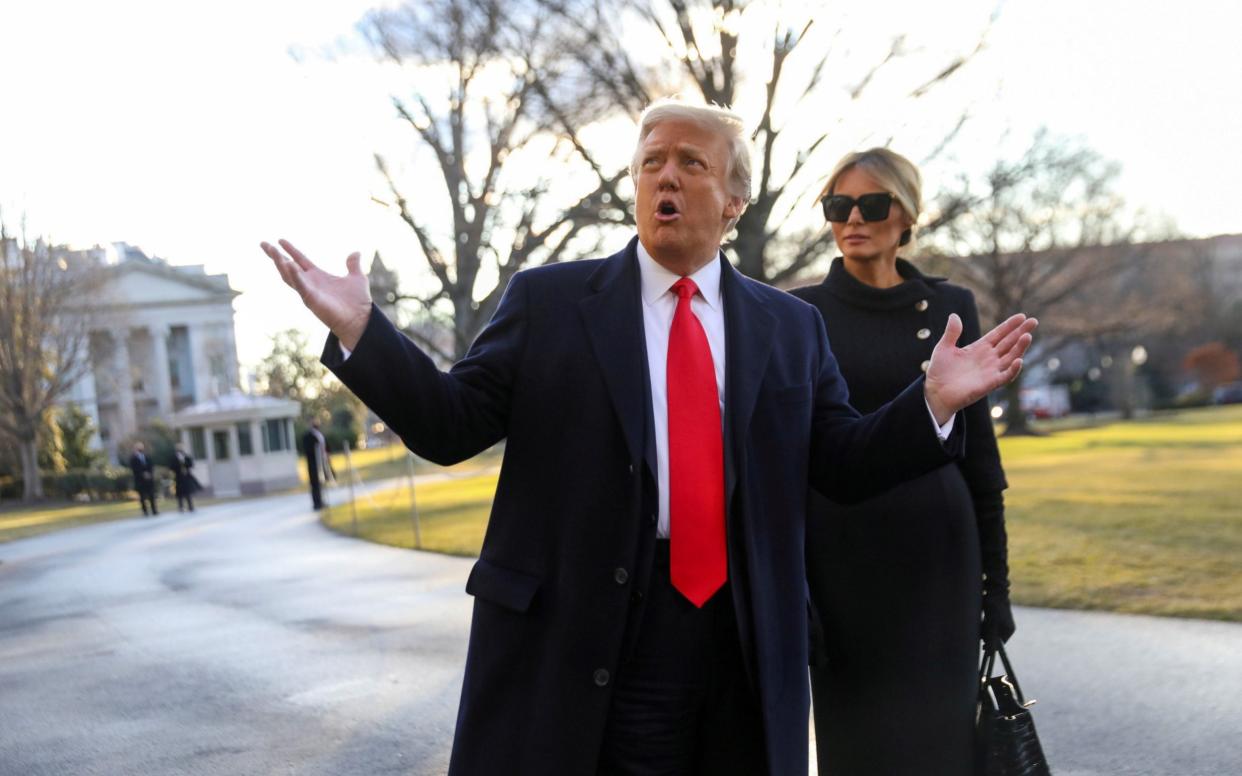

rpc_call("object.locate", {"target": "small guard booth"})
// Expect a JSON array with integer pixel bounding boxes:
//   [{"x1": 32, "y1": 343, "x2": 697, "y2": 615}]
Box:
[{"x1": 170, "y1": 393, "x2": 302, "y2": 498}]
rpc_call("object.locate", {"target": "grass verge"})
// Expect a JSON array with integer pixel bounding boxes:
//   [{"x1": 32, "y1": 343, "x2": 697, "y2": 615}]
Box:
[
  {"x1": 321, "y1": 471, "x2": 498, "y2": 557},
  {"x1": 1000, "y1": 404, "x2": 1242, "y2": 621},
  {"x1": 0, "y1": 498, "x2": 226, "y2": 543}
]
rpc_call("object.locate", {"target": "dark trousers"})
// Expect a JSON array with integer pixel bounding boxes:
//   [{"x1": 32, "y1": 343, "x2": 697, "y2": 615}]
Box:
[
  {"x1": 308, "y1": 473, "x2": 323, "y2": 510},
  {"x1": 176, "y1": 484, "x2": 194, "y2": 512},
  {"x1": 598, "y1": 541, "x2": 768, "y2": 776},
  {"x1": 137, "y1": 487, "x2": 157, "y2": 516}
]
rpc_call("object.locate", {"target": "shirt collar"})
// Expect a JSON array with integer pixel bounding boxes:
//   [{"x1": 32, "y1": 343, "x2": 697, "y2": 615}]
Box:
[{"x1": 636, "y1": 240, "x2": 723, "y2": 311}]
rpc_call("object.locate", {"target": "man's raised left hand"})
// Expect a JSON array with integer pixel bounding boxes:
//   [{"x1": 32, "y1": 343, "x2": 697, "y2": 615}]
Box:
[{"x1": 924, "y1": 313, "x2": 1038, "y2": 426}]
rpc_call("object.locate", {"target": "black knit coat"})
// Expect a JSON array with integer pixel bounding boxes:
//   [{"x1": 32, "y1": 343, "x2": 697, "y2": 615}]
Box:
[{"x1": 791, "y1": 257, "x2": 1011, "y2": 776}]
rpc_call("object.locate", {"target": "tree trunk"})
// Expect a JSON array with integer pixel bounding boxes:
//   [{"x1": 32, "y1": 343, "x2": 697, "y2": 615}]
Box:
[
  {"x1": 1002, "y1": 375, "x2": 1031, "y2": 436},
  {"x1": 19, "y1": 437, "x2": 43, "y2": 502},
  {"x1": 1119, "y1": 361, "x2": 1136, "y2": 420}
]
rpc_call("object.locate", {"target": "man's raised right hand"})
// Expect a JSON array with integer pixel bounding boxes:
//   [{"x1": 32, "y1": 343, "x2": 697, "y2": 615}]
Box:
[{"x1": 261, "y1": 239, "x2": 373, "y2": 350}]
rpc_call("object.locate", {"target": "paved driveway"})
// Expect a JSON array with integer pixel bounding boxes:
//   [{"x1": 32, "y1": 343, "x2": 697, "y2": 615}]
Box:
[{"x1": 2, "y1": 491, "x2": 1239, "y2": 775}]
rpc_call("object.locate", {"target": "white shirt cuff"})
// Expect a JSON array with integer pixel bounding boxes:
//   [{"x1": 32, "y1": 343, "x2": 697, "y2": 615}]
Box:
[
  {"x1": 339, "y1": 343, "x2": 352, "y2": 361},
  {"x1": 926, "y1": 398, "x2": 955, "y2": 441}
]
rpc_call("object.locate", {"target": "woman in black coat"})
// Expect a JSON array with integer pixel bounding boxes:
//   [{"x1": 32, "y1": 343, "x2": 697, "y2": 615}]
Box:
[
  {"x1": 791, "y1": 148, "x2": 1015, "y2": 775},
  {"x1": 170, "y1": 441, "x2": 197, "y2": 512}
]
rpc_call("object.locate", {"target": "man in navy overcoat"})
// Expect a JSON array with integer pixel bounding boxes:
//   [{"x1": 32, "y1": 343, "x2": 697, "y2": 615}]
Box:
[{"x1": 262, "y1": 99, "x2": 1035, "y2": 776}]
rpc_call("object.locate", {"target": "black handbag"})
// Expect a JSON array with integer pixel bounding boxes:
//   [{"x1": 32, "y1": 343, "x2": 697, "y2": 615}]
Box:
[{"x1": 976, "y1": 641, "x2": 1052, "y2": 776}]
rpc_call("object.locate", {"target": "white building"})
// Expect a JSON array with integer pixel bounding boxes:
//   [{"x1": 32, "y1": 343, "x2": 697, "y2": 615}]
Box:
[
  {"x1": 61, "y1": 244, "x2": 242, "y2": 462},
  {"x1": 169, "y1": 393, "x2": 302, "y2": 497}
]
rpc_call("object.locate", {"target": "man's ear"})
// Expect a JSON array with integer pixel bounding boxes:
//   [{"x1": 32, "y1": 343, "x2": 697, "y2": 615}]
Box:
[{"x1": 724, "y1": 196, "x2": 746, "y2": 220}]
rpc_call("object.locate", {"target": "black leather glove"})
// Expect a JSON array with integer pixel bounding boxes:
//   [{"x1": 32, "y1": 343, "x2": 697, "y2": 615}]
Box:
[
  {"x1": 982, "y1": 589, "x2": 1015, "y2": 645},
  {"x1": 975, "y1": 490, "x2": 1015, "y2": 645}
]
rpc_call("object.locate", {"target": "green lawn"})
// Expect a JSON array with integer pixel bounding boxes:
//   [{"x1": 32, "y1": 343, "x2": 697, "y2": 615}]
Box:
[
  {"x1": 0, "y1": 499, "x2": 152, "y2": 543},
  {"x1": 1000, "y1": 404, "x2": 1242, "y2": 621},
  {"x1": 304, "y1": 443, "x2": 504, "y2": 487},
  {"x1": 0, "y1": 443, "x2": 501, "y2": 546},
  {"x1": 321, "y1": 471, "x2": 498, "y2": 557}
]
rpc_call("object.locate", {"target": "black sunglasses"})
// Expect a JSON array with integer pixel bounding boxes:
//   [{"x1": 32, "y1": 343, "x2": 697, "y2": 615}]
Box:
[{"x1": 821, "y1": 192, "x2": 894, "y2": 223}]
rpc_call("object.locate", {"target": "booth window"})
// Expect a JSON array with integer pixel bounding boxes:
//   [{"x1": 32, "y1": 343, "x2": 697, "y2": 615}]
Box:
[
  {"x1": 190, "y1": 427, "x2": 207, "y2": 459},
  {"x1": 213, "y1": 430, "x2": 230, "y2": 460},
  {"x1": 264, "y1": 419, "x2": 286, "y2": 452},
  {"x1": 237, "y1": 423, "x2": 253, "y2": 456}
]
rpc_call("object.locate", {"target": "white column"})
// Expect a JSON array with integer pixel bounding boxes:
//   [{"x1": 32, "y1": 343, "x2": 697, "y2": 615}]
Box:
[
  {"x1": 113, "y1": 332, "x2": 137, "y2": 440},
  {"x1": 223, "y1": 322, "x2": 240, "y2": 393},
  {"x1": 149, "y1": 325, "x2": 173, "y2": 415},
  {"x1": 189, "y1": 325, "x2": 210, "y2": 402}
]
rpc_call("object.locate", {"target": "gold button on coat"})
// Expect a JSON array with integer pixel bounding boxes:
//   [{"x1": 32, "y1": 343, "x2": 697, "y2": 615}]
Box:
[
  {"x1": 917, "y1": 328, "x2": 931, "y2": 340},
  {"x1": 915, "y1": 299, "x2": 929, "y2": 311},
  {"x1": 920, "y1": 360, "x2": 931, "y2": 372}
]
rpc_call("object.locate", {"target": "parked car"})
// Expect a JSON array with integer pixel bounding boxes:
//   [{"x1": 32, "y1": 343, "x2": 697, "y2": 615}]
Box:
[{"x1": 1212, "y1": 382, "x2": 1242, "y2": 405}]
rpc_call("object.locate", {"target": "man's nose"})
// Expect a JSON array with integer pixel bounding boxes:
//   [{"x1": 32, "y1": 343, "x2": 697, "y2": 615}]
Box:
[{"x1": 657, "y1": 160, "x2": 680, "y2": 188}]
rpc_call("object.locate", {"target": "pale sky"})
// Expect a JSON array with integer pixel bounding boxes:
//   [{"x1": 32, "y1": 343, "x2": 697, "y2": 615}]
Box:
[{"x1": 1, "y1": 0, "x2": 1239, "y2": 371}]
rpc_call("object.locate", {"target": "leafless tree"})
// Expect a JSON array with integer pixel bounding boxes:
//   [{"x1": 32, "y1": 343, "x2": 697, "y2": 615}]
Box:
[
  {"x1": 0, "y1": 220, "x2": 100, "y2": 501},
  {"x1": 919, "y1": 132, "x2": 1194, "y2": 433},
  {"x1": 357, "y1": 0, "x2": 998, "y2": 359},
  {"x1": 538, "y1": 0, "x2": 999, "y2": 283},
  {"x1": 360, "y1": 0, "x2": 632, "y2": 361}
]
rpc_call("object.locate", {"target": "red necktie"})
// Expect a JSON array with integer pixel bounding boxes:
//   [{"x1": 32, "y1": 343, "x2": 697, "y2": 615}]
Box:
[{"x1": 667, "y1": 278, "x2": 727, "y2": 607}]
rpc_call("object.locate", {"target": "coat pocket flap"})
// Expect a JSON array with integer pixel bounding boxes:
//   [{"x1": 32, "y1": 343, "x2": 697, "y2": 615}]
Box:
[{"x1": 466, "y1": 558, "x2": 541, "y2": 613}]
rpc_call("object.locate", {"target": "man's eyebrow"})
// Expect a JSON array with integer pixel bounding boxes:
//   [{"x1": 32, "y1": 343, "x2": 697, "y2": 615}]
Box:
[{"x1": 680, "y1": 145, "x2": 717, "y2": 166}]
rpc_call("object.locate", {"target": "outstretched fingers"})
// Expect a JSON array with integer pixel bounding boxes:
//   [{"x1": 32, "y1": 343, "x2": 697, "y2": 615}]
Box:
[
  {"x1": 261, "y1": 241, "x2": 311, "y2": 297},
  {"x1": 261, "y1": 241, "x2": 295, "y2": 284},
  {"x1": 279, "y1": 239, "x2": 319, "y2": 273},
  {"x1": 995, "y1": 332, "x2": 1033, "y2": 370},
  {"x1": 1002, "y1": 357, "x2": 1024, "y2": 383},
  {"x1": 995, "y1": 319, "x2": 1038, "y2": 361},
  {"x1": 988, "y1": 316, "x2": 1038, "y2": 358},
  {"x1": 983, "y1": 313, "x2": 1027, "y2": 347}
]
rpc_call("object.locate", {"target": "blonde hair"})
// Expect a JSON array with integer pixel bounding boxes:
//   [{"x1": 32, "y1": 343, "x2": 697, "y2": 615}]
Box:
[
  {"x1": 820, "y1": 148, "x2": 922, "y2": 245},
  {"x1": 631, "y1": 98, "x2": 753, "y2": 231}
]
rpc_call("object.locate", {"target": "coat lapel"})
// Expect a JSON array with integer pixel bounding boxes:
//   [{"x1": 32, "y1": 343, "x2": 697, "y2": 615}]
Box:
[
  {"x1": 721, "y1": 258, "x2": 776, "y2": 504},
  {"x1": 579, "y1": 238, "x2": 656, "y2": 477}
]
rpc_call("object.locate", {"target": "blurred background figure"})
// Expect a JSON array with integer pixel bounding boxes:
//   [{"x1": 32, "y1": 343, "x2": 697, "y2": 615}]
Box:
[
  {"x1": 301, "y1": 418, "x2": 334, "y2": 510},
  {"x1": 171, "y1": 441, "x2": 197, "y2": 512},
  {"x1": 792, "y1": 148, "x2": 1014, "y2": 775},
  {"x1": 128, "y1": 441, "x2": 158, "y2": 517}
]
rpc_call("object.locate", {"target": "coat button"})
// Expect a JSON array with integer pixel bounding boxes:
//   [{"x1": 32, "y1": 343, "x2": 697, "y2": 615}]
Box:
[
  {"x1": 614, "y1": 567, "x2": 629, "y2": 585},
  {"x1": 631, "y1": 589, "x2": 644, "y2": 603},
  {"x1": 915, "y1": 299, "x2": 929, "y2": 312},
  {"x1": 917, "y1": 328, "x2": 931, "y2": 340},
  {"x1": 920, "y1": 360, "x2": 931, "y2": 373},
  {"x1": 593, "y1": 669, "x2": 610, "y2": 687},
  {"x1": 628, "y1": 463, "x2": 634, "y2": 474}
]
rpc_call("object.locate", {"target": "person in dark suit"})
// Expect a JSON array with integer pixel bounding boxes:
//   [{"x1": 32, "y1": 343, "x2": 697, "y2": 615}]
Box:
[
  {"x1": 301, "y1": 418, "x2": 333, "y2": 510},
  {"x1": 792, "y1": 148, "x2": 1015, "y2": 776},
  {"x1": 170, "y1": 441, "x2": 197, "y2": 512},
  {"x1": 261, "y1": 99, "x2": 1035, "y2": 776},
  {"x1": 128, "y1": 441, "x2": 157, "y2": 516}
]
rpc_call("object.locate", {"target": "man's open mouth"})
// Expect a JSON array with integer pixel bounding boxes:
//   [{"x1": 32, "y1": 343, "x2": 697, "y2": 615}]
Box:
[{"x1": 656, "y1": 200, "x2": 679, "y2": 220}]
